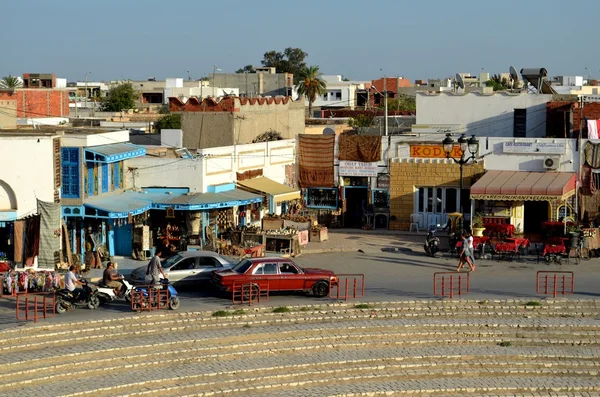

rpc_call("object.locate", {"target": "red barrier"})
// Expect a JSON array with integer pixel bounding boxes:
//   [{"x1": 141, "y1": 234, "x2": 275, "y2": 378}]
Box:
[
  {"x1": 15, "y1": 292, "x2": 56, "y2": 323},
  {"x1": 130, "y1": 285, "x2": 170, "y2": 312},
  {"x1": 536, "y1": 271, "x2": 574, "y2": 298},
  {"x1": 329, "y1": 274, "x2": 365, "y2": 301},
  {"x1": 232, "y1": 279, "x2": 269, "y2": 305},
  {"x1": 434, "y1": 272, "x2": 470, "y2": 299}
]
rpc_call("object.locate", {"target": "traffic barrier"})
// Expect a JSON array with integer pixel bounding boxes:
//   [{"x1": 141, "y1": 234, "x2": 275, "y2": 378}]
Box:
[
  {"x1": 433, "y1": 272, "x2": 470, "y2": 299},
  {"x1": 536, "y1": 271, "x2": 574, "y2": 298},
  {"x1": 329, "y1": 274, "x2": 365, "y2": 301},
  {"x1": 232, "y1": 279, "x2": 269, "y2": 305},
  {"x1": 130, "y1": 284, "x2": 170, "y2": 312},
  {"x1": 15, "y1": 292, "x2": 55, "y2": 323}
]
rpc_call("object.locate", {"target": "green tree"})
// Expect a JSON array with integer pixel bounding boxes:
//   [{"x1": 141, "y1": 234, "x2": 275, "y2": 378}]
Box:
[
  {"x1": 236, "y1": 65, "x2": 256, "y2": 74},
  {"x1": 296, "y1": 65, "x2": 327, "y2": 117},
  {"x1": 155, "y1": 114, "x2": 181, "y2": 132},
  {"x1": 261, "y1": 47, "x2": 307, "y2": 83},
  {"x1": 348, "y1": 114, "x2": 375, "y2": 128},
  {"x1": 381, "y1": 95, "x2": 416, "y2": 112},
  {"x1": 0, "y1": 75, "x2": 22, "y2": 89},
  {"x1": 100, "y1": 82, "x2": 137, "y2": 111},
  {"x1": 486, "y1": 74, "x2": 509, "y2": 91}
]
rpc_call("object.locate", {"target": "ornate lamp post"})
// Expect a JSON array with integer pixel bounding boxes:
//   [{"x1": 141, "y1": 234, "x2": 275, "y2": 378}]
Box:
[{"x1": 442, "y1": 133, "x2": 479, "y2": 230}]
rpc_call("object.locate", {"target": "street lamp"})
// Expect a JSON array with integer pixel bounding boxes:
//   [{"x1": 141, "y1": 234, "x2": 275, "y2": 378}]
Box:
[{"x1": 442, "y1": 133, "x2": 479, "y2": 230}]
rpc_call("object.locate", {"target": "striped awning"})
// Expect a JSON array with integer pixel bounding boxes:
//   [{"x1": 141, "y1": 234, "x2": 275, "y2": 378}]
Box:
[{"x1": 470, "y1": 170, "x2": 576, "y2": 201}]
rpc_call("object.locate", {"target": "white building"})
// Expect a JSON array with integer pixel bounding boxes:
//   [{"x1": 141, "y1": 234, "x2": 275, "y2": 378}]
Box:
[
  {"x1": 416, "y1": 92, "x2": 553, "y2": 138},
  {"x1": 308, "y1": 75, "x2": 368, "y2": 110}
]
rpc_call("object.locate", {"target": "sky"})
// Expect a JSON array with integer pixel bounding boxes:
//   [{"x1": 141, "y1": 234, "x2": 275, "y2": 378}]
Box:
[{"x1": 2, "y1": 0, "x2": 599, "y2": 83}]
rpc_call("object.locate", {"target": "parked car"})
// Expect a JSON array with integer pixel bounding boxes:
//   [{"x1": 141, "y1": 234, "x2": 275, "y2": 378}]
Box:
[
  {"x1": 129, "y1": 251, "x2": 234, "y2": 286},
  {"x1": 211, "y1": 257, "x2": 338, "y2": 298}
]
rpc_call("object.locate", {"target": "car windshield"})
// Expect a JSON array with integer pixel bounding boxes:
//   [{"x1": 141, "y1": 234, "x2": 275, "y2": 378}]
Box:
[
  {"x1": 231, "y1": 259, "x2": 253, "y2": 274},
  {"x1": 162, "y1": 254, "x2": 183, "y2": 269}
]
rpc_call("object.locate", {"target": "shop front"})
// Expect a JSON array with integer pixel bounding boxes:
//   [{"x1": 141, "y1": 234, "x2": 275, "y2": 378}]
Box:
[
  {"x1": 236, "y1": 176, "x2": 301, "y2": 215},
  {"x1": 0, "y1": 211, "x2": 16, "y2": 265},
  {"x1": 470, "y1": 170, "x2": 577, "y2": 236}
]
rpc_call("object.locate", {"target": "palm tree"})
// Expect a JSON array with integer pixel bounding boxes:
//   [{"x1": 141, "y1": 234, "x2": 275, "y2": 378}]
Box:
[
  {"x1": 486, "y1": 74, "x2": 509, "y2": 91},
  {"x1": 296, "y1": 65, "x2": 327, "y2": 117},
  {"x1": 0, "y1": 75, "x2": 22, "y2": 89}
]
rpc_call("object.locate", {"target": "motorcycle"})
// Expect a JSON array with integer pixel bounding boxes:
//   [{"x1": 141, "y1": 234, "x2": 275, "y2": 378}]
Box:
[
  {"x1": 95, "y1": 275, "x2": 134, "y2": 304},
  {"x1": 55, "y1": 278, "x2": 100, "y2": 314},
  {"x1": 424, "y1": 226, "x2": 441, "y2": 257},
  {"x1": 131, "y1": 278, "x2": 180, "y2": 311}
]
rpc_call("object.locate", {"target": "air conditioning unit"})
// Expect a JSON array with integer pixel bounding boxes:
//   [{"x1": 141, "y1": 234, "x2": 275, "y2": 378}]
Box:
[{"x1": 543, "y1": 156, "x2": 560, "y2": 170}]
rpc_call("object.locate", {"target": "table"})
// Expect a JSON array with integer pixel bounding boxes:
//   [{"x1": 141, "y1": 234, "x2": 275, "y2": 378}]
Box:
[
  {"x1": 484, "y1": 223, "x2": 515, "y2": 237},
  {"x1": 494, "y1": 242, "x2": 519, "y2": 261},
  {"x1": 543, "y1": 244, "x2": 566, "y2": 256},
  {"x1": 455, "y1": 236, "x2": 490, "y2": 249},
  {"x1": 505, "y1": 238, "x2": 530, "y2": 248}
]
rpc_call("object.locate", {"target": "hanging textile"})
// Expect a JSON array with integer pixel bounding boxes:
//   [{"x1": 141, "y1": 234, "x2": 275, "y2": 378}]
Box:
[
  {"x1": 37, "y1": 199, "x2": 61, "y2": 269},
  {"x1": 298, "y1": 135, "x2": 335, "y2": 188},
  {"x1": 584, "y1": 141, "x2": 600, "y2": 168},
  {"x1": 588, "y1": 119, "x2": 599, "y2": 140},
  {"x1": 13, "y1": 220, "x2": 24, "y2": 264},
  {"x1": 592, "y1": 169, "x2": 600, "y2": 195},
  {"x1": 338, "y1": 135, "x2": 382, "y2": 162}
]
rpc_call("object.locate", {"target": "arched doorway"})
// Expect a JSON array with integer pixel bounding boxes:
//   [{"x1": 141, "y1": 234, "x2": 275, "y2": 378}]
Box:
[
  {"x1": 0, "y1": 180, "x2": 17, "y2": 211},
  {"x1": 0, "y1": 180, "x2": 17, "y2": 262}
]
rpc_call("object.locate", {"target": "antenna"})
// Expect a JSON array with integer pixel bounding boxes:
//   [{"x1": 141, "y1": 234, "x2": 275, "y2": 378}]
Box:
[
  {"x1": 509, "y1": 66, "x2": 520, "y2": 91},
  {"x1": 455, "y1": 73, "x2": 465, "y2": 93}
]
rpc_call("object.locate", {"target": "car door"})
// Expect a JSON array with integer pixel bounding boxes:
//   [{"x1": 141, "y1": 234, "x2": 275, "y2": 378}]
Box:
[
  {"x1": 252, "y1": 262, "x2": 280, "y2": 291},
  {"x1": 278, "y1": 262, "x2": 306, "y2": 291},
  {"x1": 165, "y1": 257, "x2": 198, "y2": 286},
  {"x1": 194, "y1": 256, "x2": 225, "y2": 282}
]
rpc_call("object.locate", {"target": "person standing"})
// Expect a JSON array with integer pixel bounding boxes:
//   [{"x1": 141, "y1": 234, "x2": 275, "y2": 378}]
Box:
[
  {"x1": 456, "y1": 232, "x2": 475, "y2": 272},
  {"x1": 146, "y1": 250, "x2": 166, "y2": 285}
]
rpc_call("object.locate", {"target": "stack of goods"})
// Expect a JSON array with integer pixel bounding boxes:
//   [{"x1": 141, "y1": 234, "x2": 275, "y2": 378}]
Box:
[
  {"x1": 1, "y1": 270, "x2": 60, "y2": 295},
  {"x1": 265, "y1": 228, "x2": 297, "y2": 236},
  {"x1": 281, "y1": 215, "x2": 311, "y2": 222}
]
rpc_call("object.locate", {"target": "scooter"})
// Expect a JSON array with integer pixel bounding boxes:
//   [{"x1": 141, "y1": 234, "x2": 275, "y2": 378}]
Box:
[
  {"x1": 96, "y1": 275, "x2": 134, "y2": 304},
  {"x1": 424, "y1": 226, "x2": 441, "y2": 257},
  {"x1": 131, "y1": 278, "x2": 180, "y2": 311},
  {"x1": 55, "y1": 278, "x2": 100, "y2": 314}
]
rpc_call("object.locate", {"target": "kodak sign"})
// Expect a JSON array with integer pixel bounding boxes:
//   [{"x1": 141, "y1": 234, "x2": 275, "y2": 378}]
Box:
[{"x1": 410, "y1": 145, "x2": 463, "y2": 158}]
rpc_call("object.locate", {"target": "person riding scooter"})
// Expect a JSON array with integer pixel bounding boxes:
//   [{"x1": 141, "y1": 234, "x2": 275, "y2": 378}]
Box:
[
  {"x1": 65, "y1": 265, "x2": 88, "y2": 301},
  {"x1": 103, "y1": 261, "x2": 126, "y2": 297}
]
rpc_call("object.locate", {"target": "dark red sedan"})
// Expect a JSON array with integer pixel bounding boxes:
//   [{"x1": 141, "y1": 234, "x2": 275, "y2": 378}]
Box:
[{"x1": 211, "y1": 257, "x2": 338, "y2": 298}]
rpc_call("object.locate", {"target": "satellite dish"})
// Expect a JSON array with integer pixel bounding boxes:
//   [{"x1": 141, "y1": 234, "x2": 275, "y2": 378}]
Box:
[
  {"x1": 323, "y1": 127, "x2": 335, "y2": 135},
  {"x1": 509, "y1": 66, "x2": 520, "y2": 91},
  {"x1": 455, "y1": 73, "x2": 465, "y2": 90}
]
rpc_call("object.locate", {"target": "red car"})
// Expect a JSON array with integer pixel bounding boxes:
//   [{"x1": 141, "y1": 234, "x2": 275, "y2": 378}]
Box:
[{"x1": 211, "y1": 257, "x2": 338, "y2": 298}]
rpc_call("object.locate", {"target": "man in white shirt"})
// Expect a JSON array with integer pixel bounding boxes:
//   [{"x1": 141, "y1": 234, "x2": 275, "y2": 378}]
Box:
[{"x1": 64, "y1": 265, "x2": 86, "y2": 301}]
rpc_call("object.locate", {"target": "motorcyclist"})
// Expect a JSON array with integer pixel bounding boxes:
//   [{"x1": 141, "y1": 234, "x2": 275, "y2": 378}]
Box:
[
  {"x1": 103, "y1": 261, "x2": 126, "y2": 297},
  {"x1": 64, "y1": 265, "x2": 88, "y2": 301}
]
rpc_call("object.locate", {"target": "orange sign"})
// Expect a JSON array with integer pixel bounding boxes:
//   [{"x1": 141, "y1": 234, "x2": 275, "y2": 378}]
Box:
[{"x1": 410, "y1": 145, "x2": 463, "y2": 158}]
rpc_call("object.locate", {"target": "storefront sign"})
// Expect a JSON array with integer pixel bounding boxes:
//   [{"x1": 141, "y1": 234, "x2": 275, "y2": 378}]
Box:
[
  {"x1": 410, "y1": 145, "x2": 462, "y2": 158},
  {"x1": 503, "y1": 142, "x2": 566, "y2": 154},
  {"x1": 339, "y1": 161, "x2": 378, "y2": 177},
  {"x1": 376, "y1": 174, "x2": 390, "y2": 189}
]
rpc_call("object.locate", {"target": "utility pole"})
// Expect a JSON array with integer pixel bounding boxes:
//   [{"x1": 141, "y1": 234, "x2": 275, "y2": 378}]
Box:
[
  {"x1": 383, "y1": 74, "x2": 388, "y2": 137},
  {"x1": 85, "y1": 72, "x2": 89, "y2": 111}
]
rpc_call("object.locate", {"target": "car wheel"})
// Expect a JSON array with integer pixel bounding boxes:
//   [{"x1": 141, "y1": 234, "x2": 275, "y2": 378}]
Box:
[
  {"x1": 169, "y1": 296, "x2": 180, "y2": 310},
  {"x1": 242, "y1": 284, "x2": 259, "y2": 301},
  {"x1": 55, "y1": 299, "x2": 68, "y2": 314},
  {"x1": 313, "y1": 281, "x2": 329, "y2": 298},
  {"x1": 88, "y1": 295, "x2": 100, "y2": 310}
]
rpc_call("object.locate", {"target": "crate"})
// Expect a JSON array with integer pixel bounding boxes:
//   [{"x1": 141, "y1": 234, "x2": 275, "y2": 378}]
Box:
[
  {"x1": 309, "y1": 227, "x2": 328, "y2": 242},
  {"x1": 262, "y1": 218, "x2": 284, "y2": 230}
]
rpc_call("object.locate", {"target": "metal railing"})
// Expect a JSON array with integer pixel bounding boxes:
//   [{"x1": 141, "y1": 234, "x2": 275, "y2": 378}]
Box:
[
  {"x1": 329, "y1": 274, "x2": 365, "y2": 301},
  {"x1": 536, "y1": 271, "x2": 574, "y2": 298},
  {"x1": 232, "y1": 279, "x2": 269, "y2": 305},
  {"x1": 16, "y1": 292, "x2": 56, "y2": 323},
  {"x1": 130, "y1": 285, "x2": 170, "y2": 312},
  {"x1": 434, "y1": 272, "x2": 470, "y2": 299}
]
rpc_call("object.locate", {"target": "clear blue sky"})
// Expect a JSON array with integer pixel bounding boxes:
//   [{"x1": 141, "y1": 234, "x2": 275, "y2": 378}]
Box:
[{"x1": 2, "y1": 0, "x2": 598, "y2": 82}]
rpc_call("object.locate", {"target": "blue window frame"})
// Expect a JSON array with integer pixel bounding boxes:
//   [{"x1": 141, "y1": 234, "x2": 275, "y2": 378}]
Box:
[
  {"x1": 61, "y1": 148, "x2": 80, "y2": 199},
  {"x1": 87, "y1": 163, "x2": 95, "y2": 197},
  {"x1": 102, "y1": 163, "x2": 108, "y2": 193},
  {"x1": 113, "y1": 162, "x2": 121, "y2": 189}
]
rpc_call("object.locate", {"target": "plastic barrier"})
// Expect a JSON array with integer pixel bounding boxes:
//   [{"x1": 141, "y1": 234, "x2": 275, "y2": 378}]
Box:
[
  {"x1": 15, "y1": 292, "x2": 55, "y2": 323},
  {"x1": 433, "y1": 272, "x2": 470, "y2": 299},
  {"x1": 232, "y1": 279, "x2": 269, "y2": 305},
  {"x1": 329, "y1": 274, "x2": 365, "y2": 301},
  {"x1": 536, "y1": 271, "x2": 574, "y2": 298}
]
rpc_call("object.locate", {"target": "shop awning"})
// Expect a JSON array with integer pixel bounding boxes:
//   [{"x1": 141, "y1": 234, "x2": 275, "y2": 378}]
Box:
[
  {"x1": 237, "y1": 177, "x2": 301, "y2": 203},
  {"x1": 84, "y1": 143, "x2": 146, "y2": 163},
  {"x1": 0, "y1": 210, "x2": 17, "y2": 222},
  {"x1": 470, "y1": 170, "x2": 576, "y2": 201},
  {"x1": 154, "y1": 189, "x2": 263, "y2": 211},
  {"x1": 83, "y1": 190, "x2": 154, "y2": 218}
]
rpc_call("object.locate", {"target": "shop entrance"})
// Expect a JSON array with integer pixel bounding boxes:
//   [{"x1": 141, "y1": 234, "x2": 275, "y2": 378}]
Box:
[
  {"x1": 524, "y1": 201, "x2": 549, "y2": 234},
  {"x1": 0, "y1": 222, "x2": 14, "y2": 261},
  {"x1": 344, "y1": 187, "x2": 369, "y2": 228}
]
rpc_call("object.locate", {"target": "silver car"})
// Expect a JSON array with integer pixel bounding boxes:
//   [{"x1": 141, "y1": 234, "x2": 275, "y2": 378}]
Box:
[{"x1": 129, "y1": 251, "x2": 234, "y2": 286}]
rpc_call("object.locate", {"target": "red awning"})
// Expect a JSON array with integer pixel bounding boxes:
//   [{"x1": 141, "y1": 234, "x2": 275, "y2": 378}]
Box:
[{"x1": 470, "y1": 170, "x2": 576, "y2": 201}]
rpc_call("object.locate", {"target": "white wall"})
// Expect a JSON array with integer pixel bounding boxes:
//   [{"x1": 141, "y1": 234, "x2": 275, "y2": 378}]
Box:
[
  {"x1": 61, "y1": 130, "x2": 130, "y2": 147},
  {"x1": 161, "y1": 129, "x2": 183, "y2": 148},
  {"x1": 17, "y1": 117, "x2": 69, "y2": 126},
  {"x1": 416, "y1": 92, "x2": 553, "y2": 138},
  {"x1": 0, "y1": 135, "x2": 57, "y2": 218},
  {"x1": 125, "y1": 139, "x2": 296, "y2": 193}
]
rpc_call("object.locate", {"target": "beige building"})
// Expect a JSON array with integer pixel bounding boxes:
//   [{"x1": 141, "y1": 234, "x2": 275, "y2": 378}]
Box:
[
  {"x1": 170, "y1": 96, "x2": 305, "y2": 149},
  {"x1": 0, "y1": 92, "x2": 17, "y2": 129}
]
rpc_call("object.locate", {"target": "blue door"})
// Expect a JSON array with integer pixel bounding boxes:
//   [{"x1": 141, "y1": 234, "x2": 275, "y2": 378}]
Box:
[{"x1": 113, "y1": 223, "x2": 133, "y2": 256}]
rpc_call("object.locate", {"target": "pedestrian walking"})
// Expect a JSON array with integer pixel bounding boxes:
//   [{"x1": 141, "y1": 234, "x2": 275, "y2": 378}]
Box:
[{"x1": 456, "y1": 231, "x2": 475, "y2": 272}]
